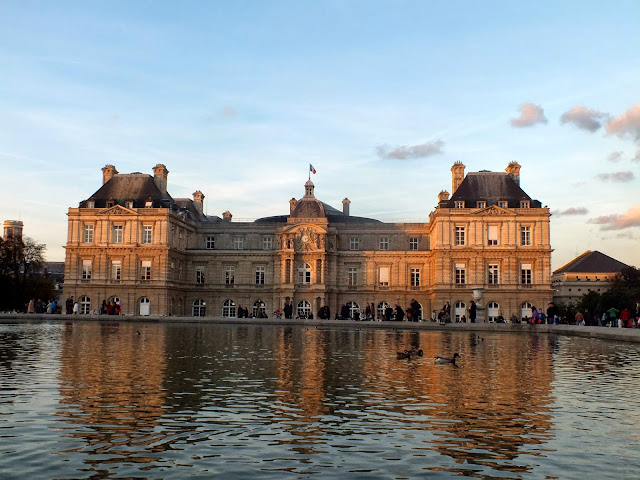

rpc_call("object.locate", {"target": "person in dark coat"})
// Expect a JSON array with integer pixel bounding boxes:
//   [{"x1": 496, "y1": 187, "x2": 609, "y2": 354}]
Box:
[
  {"x1": 395, "y1": 305, "x2": 405, "y2": 322},
  {"x1": 469, "y1": 300, "x2": 477, "y2": 323}
]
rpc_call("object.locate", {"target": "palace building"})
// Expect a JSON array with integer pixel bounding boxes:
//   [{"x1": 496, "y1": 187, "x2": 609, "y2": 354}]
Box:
[{"x1": 63, "y1": 162, "x2": 553, "y2": 321}]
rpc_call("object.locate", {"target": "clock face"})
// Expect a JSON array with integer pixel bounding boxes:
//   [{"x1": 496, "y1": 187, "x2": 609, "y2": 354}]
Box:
[{"x1": 302, "y1": 235, "x2": 309, "y2": 243}]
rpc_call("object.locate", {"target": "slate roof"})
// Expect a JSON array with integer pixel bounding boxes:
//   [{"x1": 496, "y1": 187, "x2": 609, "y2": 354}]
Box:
[
  {"x1": 443, "y1": 171, "x2": 541, "y2": 208},
  {"x1": 554, "y1": 250, "x2": 630, "y2": 274},
  {"x1": 80, "y1": 174, "x2": 173, "y2": 209},
  {"x1": 255, "y1": 201, "x2": 381, "y2": 224}
]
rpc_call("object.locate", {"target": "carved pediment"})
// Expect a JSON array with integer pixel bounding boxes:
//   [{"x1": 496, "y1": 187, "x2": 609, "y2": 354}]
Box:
[
  {"x1": 99, "y1": 205, "x2": 136, "y2": 215},
  {"x1": 280, "y1": 224, "x2": 329, "y2": 252},
  {"x1": 473, "y1": 205, "x2": 515, "y2": 216}
]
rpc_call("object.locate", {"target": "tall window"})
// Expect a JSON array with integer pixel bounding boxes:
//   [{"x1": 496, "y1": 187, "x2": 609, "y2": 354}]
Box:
[
  {"x1": 80, "y1": 296, "x2": 91, "y2": 315},
  {"x1": 81, "y1": 260, "x2": 92, "y2": 280},
  {"x1": 521, "y1": 264, "x2": 532, "y2": 284},
  {"x1": 83, "y1": 224, "x2": 94, "y2": 243},
  {"x1": 488, "y1": 225, "x2": 498, "y2": 246},
  {"x1": 521, "y1": 226, "x2": 531, "y2": 246},
  {"x1": 455, "y1": 263, "x2": 466, "y2": 284},
  {"x1": 112, "y1": 260, "x2": 121, "y2": 281},
  {"x1": 222, "y1": 299, "x2": 236, "y2": 317},
  {"x1": 409, "y1": 237, "x2": 419, "y2": 250},
  {"x1": 196, "y1": 267, "x2": 205, "y2": 284},
  {"x1": 112, "y1": 225, "x2": 123, "y2": 244},
  {"x1": 255, "y1": 266, "x2": 265, "y2": 285},
  {"x1": 298, "y1": 263, "x2": 311, "y2": 284},
  {"x1": 410, "y1": 268, "x2": 420, "y2": 287},
  {"x1": 348, "y1": 266, "x2": 358, "y2": 287},
  {"x1": 263, "y1": 236, "x2": 273, "y2": 250},
  {"x1": 347, "y1": 301, "x2": 360, "y2": 319},
  {"x1": 234, "y1": 237, "x2": 244, "y2": 250},
  {"x1": 142, "y1": 225, "x2": 152, "y2": 244},
  {"x1": 253, "y1": 300, "x2": 266, "y2": 318},
  {"x1": 192, "y1": 299, "x2": 206, "y2": 317},
  {"x1": 455, "y1": 226, "x2": 465, "y2": 246},
  {"x1": 141, "y1": 260, "x2": 151, "y2": 280},
  {"x1": 205, "y1": 236, "x2": 215, "y2": 249},
  {"x1": 488, "y1": 264, "x2": 499, "y2": 284},
  {"x1": 379, "y1": 237, "x2": 389, "y2": 250},
  {"x1": 350, "y1": 237, "x2": 360, "y2": 250},
  {"x1": 379, "y1": 266, "x2": 390, "y2": 287},
  {"x1": 297, "y1": 300, "x2": 311, "y2": 318},
  {"x1": 225, "y1": 266, "x2": 235, "y2": 285}
]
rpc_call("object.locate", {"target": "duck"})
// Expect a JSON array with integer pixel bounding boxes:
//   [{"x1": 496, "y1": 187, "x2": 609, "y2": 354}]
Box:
[
  {"x1": 434, "y1": 353, "x2": 460, "y2": 364},
  {"x1": 396, "y1": 348, "x2": 424, "y2": 359}
]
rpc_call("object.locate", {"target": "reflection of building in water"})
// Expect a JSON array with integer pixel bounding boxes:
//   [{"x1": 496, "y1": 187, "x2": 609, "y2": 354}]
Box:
[{"x1": 57, "y1": 322, "x2": 167, "y2": 460}]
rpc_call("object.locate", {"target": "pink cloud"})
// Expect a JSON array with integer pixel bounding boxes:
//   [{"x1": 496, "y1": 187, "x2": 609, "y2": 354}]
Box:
[
  {"x1": 606, "y1": 102, "x2": 640, "y2": 142},
  {"x1": 589, "y1": 203, "x2": 640, "y2": 230},
  {"x1": 595, "y1": 171, "x2": 635, "y2": 182},
  {"x1": 552, "y1": 207, "x2": 589, "y2": 216},
  {"x1": 377, "y1": 140, "x2": 444, "y2": 159},
  {"x1": 560, "y1": 105, "x2": 608, "y2": 132},
  {"x1": 510, "y1": 103, "x2": 547, "y2": 127}
]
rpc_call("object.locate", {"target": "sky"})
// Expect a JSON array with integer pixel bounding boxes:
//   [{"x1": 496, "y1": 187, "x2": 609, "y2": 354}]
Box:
[{"x1": 1, "y1": 0, "x2": 639, "y2": 270}]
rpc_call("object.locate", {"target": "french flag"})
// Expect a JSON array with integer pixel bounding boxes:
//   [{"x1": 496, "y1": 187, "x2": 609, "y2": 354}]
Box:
[{"x1": 309, "y1": 164, "x2": 316, "y2": 174}]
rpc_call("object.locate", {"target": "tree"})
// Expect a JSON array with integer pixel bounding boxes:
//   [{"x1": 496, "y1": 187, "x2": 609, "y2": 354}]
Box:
[
  {"x1": 575, "y1": 266, "x2": 640, "y2": 316},
  {"x1": 0, "y1": 236, "x2": 54, "y2": 311}
]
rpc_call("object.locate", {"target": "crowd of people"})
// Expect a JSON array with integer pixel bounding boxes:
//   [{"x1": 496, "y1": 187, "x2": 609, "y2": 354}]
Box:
[{"x1": 525, "y1": 302, "x2": 640, "y2": 328}]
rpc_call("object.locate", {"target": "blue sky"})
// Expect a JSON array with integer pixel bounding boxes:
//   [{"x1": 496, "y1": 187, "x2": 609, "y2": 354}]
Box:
[{"x1": 1, "y1": 0, "x2": 639, "y2": 269}]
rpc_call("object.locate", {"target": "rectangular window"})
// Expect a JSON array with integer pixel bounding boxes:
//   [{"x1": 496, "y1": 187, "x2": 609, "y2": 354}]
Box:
[
  {"x1": 348, "y1": 266, "x2": 358, "y2": 286},
  {"x1": 82, "y1": 259, "x2": 92, "y2": 280},
  {"x1": 225, "y1": 266, "x2": 235, "y2": 285},
  {"x1": 498, "y1": 201, "x2": 508, "y2": 208},
  {"x1": 379, "y1": 266, "x2": 390, "y2": 286},
  {"x1": 488, "y1": 264, "x2": 499, "y2": 285},
  {"x1": 112, "y1": 225, "x2": 123, "y2": 244},
  {"x1": 142, "y1": 225, "x2": 152, "y2": 244},
  {"x1": 83, "y1": 224, "x2": 94, "y2": 243},
  {"x1": 454, "y1": 201, "x2": 464, "y2": 208},
  {"x1": 255, "y1": 266, "x2": 265, "y2": 285},
  {"x1": 476, "y1": 201, "x2": 486, "y2": 208},
  {"x1": 455, "y1": 226, "x2": 465, "y2": 246},
  {"x1": 455, "y1": 263, "x2": 466, "y2": 284},
  {"x1": 379, "y1": 237, "x2": 389, "y2": 250},
  {"x1": 410, "y1": 268, "x2": 420, "y2": 287},
  {"x1": 520, "y1": 200, "x2": 530, "y2": 208},
  {"x1": 234, "y1": 237, "x2": 244, "y2": 250},
  {"x1": 205, "y1": 236, "x2": 215, "y2": 249},
  {"x1": 125, "y1": 201, "x2": 134, "y2": 209},
  {"x1": 521, "y1": 263, "x2": 532, "y2": 284},
  {"x1": 409, "y1": 237, "x2": 419, "y2": 250},
  {"x1": 145, "y1": 200, "x2": 153, "y2": 207},
  {"x1": 521, "y1": 226, "x2": 531, "y2": 246},
  {"x1": 112, "y1": 260, "x2": 121, "y2": 281},
  {"x1": 488, "y1": 225, "x2": 498, "y2": 246},
  {"x1": 263, "y1": 236, "x2": 273, "y2": 250},
  {"x1": 141, "y1": 260, "x2": 151, "y2": 280},
  {"x1": 196, "y1": 267, "x2": 205, "y2": 284},
  {"x1": 350, "y1": 237, "x2": 360, "y2": 250}
]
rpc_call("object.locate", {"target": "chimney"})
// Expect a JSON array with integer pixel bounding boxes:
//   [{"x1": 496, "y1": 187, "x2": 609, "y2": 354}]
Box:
[
  {"x1": 438, "y1": 190, "x2": 450, "y2": 202},
  {"x1": 342, "y1": 198, "x2": 351, "y2": 216},
  {"x1": 102, "y1": 164, "x2": 118, "y2": 184},
  {"x1": 222, "y1": 210, "x2": 232, "y2": 222},
  {"x1": 506, "y1": 162, "x2": 521, "y2": 185},
  {"x1": 451, "y1": 162, "x2": 465, "y2": 194},
  {"x1": 152, "y1": 164, "x2": 169, "y2": 194},
  {"x1": 193, "y1": 191, "x2": 204, "y2": 215},
  {"x1": 289, "y1": 198, "x2": 297, "y2": 215}
]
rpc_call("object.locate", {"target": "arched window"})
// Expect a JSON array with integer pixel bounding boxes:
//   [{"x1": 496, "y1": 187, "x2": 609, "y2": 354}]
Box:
[
  {"x1": 298, "y1": 263, "x2": 311, "y2": 284},
  {"x1": 297, "y1": 300, "x2": 311, "y2": 318},
  {"x1": 347, "y1": 301, "x2": 360, "y2": 319},
  {"x1": 487, "y1": 301, "x2": 500, "y2": 322},
  {"x1": 377, "y1": 301, "x2": 390, "y2": 320},
  {"x1": 80, "y1": 296, "x2": 91, "y2": 314},
  {"x1": 454, "y1": 301, "x2": 466, "y2": 322},
  {"x1": 222, "y1": 299, "x2": 236, "y2": 318},
  {"x1": 139, "y1": 297, "x2": 150, "y2": 316},
  {"x1": 520, "y1": 302, "x2": 532, "y2": 322},
  {"x1": 252, "y1": 300, "x2": 266, "y2": 318},
  {"x1": 192, "y1": 299, "x2": 206, "y2": 317}
]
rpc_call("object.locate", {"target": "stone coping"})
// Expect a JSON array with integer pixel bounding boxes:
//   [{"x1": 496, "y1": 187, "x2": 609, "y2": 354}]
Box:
[{"x1": 2, "y1": 314, "x2": 640, "y2": 344}]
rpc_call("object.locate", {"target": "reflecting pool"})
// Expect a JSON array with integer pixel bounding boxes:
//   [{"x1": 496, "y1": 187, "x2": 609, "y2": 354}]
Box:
[{"x1": 1, "y1": 321, "x2": 639, "y2": 479}]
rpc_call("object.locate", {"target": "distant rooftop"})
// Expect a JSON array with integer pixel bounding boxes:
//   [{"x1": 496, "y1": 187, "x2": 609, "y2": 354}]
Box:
[{"x1": 554, "y1": 250, "x2": 630, "y2": 274}]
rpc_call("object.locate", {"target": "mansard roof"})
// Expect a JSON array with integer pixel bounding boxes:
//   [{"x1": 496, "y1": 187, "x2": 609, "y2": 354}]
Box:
[
  {"x1": 444, "y1": 171, "x2": 541, "y2": 208},
  {"x1": 554, "y1": 250, "x2": 630, "y2": 274},
  {"x1": 80, "y1": 174, "x2": 172, "y2": 209}
]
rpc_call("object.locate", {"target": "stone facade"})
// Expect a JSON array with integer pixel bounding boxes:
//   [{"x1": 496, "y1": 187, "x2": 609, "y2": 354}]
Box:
[{"x1": 63, "y1": 162, "x2": 553, "y2": 320}]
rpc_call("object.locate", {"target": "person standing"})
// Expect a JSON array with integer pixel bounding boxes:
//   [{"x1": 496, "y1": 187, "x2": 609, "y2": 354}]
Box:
[
  {"x1": 469, "y1": 300, "x2": 477, "y2": 323},
  {"x1": 73, "y1": 301, "x2": 79, "y2": 314},
  {"x1": 27, "y1": 298, "x2": 35, "y2": 313}
]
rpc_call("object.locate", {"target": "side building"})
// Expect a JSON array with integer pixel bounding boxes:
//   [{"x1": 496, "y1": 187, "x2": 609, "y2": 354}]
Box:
[{"x1": 63, "y1": 162, "x2": 552, "y2": 320}]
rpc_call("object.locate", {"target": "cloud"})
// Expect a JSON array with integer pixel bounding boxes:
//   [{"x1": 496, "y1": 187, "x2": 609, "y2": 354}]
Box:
[
  {"x1": 595, "y1": 171, "x2": 635, "y2": 182},
  {"x1": 552, "y1": 207, "x2": 589, "y2": 216},
  {"x1": 560, "y1": 105, "x2": 608, "y2": 132},
  {"x1": 589, "y1": 203, "x2": 640, "y2": 230},
  {"x1": 607, "y1": 151, "x2": 623, "y2": 162},
  {"x1": 222, "y1": 106, "x2": 237, "y2": 118},
  {"x1": 633, "y1": 150, "x2": 640, "y2": 163},
  {"x1": 510, "y1": 103, "x2": 547, "y2": 127},
  {"x1": 376, "y1": 140, "x2": 444, "y2": 159},
  {"x1": 606, "y1": 102, "x2": 640, "y2": 142}
]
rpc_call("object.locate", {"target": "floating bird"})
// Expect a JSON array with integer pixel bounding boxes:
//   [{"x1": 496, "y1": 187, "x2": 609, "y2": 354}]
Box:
[
  {"x1": 397, "y1": 349, "x2": 424, "y2": 359},
  {"x1": 434, "y1": 353, "x2": 460, "y2": 364}
]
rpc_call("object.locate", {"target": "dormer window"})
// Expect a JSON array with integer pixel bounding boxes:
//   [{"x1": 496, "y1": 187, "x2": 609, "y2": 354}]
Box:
[
  {"x1": 454, "y1": 201, "x2": 464, "y2": 209},
  {"x1": 520, "y1": 200, "x2": 530, "y2": 208},
  {"x1": 145, "y1": 200, "x2": 153, "y2": 207},
  {"x1": 125, "y1": 200, "x2": 134, "y2": 209},
  {"x1": 106, "y1": 200, "x2": 115, "y2": 208},
  {"x1": 87, "y1": 200, "x2": 95, "y2": 209},
  {"x1": 476, "y1": 201, "x2": 486, "y2": 208},
  {"x1": 498, "y1": 201, "x2": 508, "y2": 208}
]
